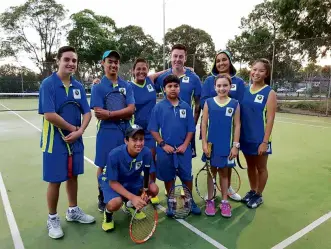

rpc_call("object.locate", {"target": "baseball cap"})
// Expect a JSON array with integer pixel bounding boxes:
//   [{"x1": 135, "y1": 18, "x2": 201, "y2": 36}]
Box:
[
  {"x1": 125, "y1": 124, "x2": 144, "y2": 137},
  {"x1": 102, "y1": 50, "x2": 121, "y2": 60}
]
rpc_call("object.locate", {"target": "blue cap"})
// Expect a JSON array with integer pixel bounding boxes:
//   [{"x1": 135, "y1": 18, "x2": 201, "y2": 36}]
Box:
[{"x1": 102, "y1": 50, "x2": 121, "y2": 60}]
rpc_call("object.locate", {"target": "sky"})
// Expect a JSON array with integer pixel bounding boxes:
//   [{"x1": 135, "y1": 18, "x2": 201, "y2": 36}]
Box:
[{"x1": 0, "y1": 0, "x2": 330, "y2": 71}]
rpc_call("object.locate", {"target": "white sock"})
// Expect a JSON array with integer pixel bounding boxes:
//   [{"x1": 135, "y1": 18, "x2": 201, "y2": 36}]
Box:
[
  {"x1": 105, "y1": 208, "x2": 112, "y2": 214},
  {"x1": 49, "y1": 213, "x2": 58, "y2": 219},
  {"x1": 68, "y1": 206, "x2": 78, "y2": 211},
  {"x1": 221, "y1": 200, "x2": 228, "y2": 204}
]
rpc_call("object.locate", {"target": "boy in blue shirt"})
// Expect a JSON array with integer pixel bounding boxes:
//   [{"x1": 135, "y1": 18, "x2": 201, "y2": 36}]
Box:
[
  {"x1": 148, "y1": 74, "x2": 201, "y2": 217},
  {"x1": 99, "y1": 125, "x2": 159, "y2": 231},
  {"x1": 38, "y1": 46, "x2": 95, "y2": 239},
  {"x1": 90, "y1": 50, "x2": 135, "y2": 212}
]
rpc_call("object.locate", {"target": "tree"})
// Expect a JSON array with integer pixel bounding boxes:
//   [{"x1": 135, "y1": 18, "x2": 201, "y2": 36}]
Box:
[
  {"x1": 0, "y1": 0, "x2": 68, "y2": 76},
  {"x1": 115, "y1": 25, "x2": 160, "y2": 65},
  {"x1": 226, "y1": 0, "x2": 301, "y2": 84},
  {"x1": 67, "y1": 9, "x2": 117, "y2": 79},
  {"x1": 164, "y1": 24, "x2": 215, "y2": 77},
  {"x1": 237, "y1": 68, "x2": 250, "y2": 83},
  {"x1": 0, "y1": 64, "x2": 40, "y2": 92},
  {"x1": 276, "y1": 0, "x2": 331, "y2": 61}
]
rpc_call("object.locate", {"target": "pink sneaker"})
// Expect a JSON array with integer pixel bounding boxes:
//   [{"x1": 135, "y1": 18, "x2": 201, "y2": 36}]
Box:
[
  {"x1": 205, "y1": 200, "x2": 216, "y2": 216},
  {"x1": 220, "y1": 201, "x2": 232, "y2": 218}
]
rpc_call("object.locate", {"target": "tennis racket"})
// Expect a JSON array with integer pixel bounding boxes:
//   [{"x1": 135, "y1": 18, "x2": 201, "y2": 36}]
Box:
[
  {"x1": 104, "y1": 90, "x2": 127, "y2": 134},
  {"x1": 195, "y1": 142, "x2": 217, "y2": 201},
  {"x1": 227, "y1": 167, "x2": 241, "y2": 196},
  {"x1": 129, "y1": 165, "x2": 158, "y2": 244},
  {"x1": 167, "y1": 148, "x2": 192, "y2": 219},
  {"x1": 57, "y1": 100, "x2": 83, "y2": 178},
  {"x1": 236, "y1": 151, "x2": 247, "y2": 169}
]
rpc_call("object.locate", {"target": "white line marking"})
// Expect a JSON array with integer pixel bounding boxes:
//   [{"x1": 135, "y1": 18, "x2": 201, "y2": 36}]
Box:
[
  {"x1": 0, "y1": 172, "x2": 25, "y2": 249},
  {"x1": 271, "y1": 211, "x2": 331, "y2": 249},
  {"x1": 4, "y1": 103, "x2": 227, "y2": 249},
  {"x1": 276, "y1": 120, "x2": 331, "y2": 129},
  {"x1": 156, "y1": 205, "x2": 227, "y2": 249},
  {"x1": 83, "y1": 136, "x2": 96, "y2": 139},
  {"x1": 277, "y1": 116, "x2": 331, "y2": 124}
]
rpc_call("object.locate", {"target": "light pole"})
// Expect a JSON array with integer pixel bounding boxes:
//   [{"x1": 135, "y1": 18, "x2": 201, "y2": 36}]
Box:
[{"x1": 162, "y1": 0, "x2": 166, "y2": 70}]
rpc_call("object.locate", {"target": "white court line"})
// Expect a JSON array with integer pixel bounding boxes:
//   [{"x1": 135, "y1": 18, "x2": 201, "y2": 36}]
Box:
[
  {"x1": 271, "y1": 211, "x2": 331, "y2": 249},
  {"x1": 83, "y1": 136, "x2": 96, "y2": 139},
  {"x1": 276, "y1": 120, "x2": 331, "y2": 129},
  {"x1": 276, "y1": 116, "x2": 331, "y2": 124},
  {"x1": 0, "y1": 172, "x2": 25, "y2": 249},
  {"x1": 1, "y1": 103, "x2": 227, "y2": 249}
]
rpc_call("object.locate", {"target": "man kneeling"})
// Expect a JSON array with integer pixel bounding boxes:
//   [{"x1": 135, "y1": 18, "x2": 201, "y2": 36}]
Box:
[{"x1": 99, "y1": 124, "x2": 159, "y2": 231}]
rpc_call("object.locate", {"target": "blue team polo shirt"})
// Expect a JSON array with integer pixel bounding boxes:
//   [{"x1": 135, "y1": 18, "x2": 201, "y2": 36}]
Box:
[
  {"x1": 100, "y1": 145, "x2": 155, "y2": 188},
  {"x1": 38, "y1": 72, "x2": 90, "y2": 154},
  {"x1": 90, "y1": 75, "x2": 135, "y2": 129},
  {"x1": 148, "y1": 98, "x2": 196, "y2": 147},
  {"x1": 155, "y1": 69, "x2": 201, "y2": 108}
]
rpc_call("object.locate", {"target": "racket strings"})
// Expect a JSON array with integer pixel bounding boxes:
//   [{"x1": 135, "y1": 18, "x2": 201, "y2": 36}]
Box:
[
  {"x1": 130, "y1": 204, "x2": 157, "y2": 241},
  {"x1": 105, "y1": 92, "x2": 126, "y2": 111},
  {"x1": 168, "y1": 186, "x2": 192, "y2": 218}
]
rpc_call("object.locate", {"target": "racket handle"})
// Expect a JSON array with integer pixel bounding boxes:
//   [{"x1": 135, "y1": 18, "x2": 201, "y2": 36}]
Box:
[
  {"x1": 207, "y1": 142, "x2": 212, "y2": 158},
  {"x1": 68, "y1": 155, "x2": 73, "y2": 178}
]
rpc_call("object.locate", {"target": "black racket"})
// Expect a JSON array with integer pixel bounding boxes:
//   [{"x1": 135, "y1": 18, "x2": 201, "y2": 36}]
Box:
[
  {"x1": 236, "y1": 151, "x2": 247, "y2": 169},
  {"x1": 104, "y1": 90, "x2": 127, "y2": 134},
  {"x1": 57, "y1": 101, "x2": 83, "y2": 178}
]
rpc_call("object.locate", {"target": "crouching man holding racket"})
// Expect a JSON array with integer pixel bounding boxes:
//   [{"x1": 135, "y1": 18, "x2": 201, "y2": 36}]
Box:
[
  {"x1": 99, "y1": 124, "x2": 159, "y2": 236},
  {"x1": 38, "y1": 46, "x2": 95, "y2": 240}
]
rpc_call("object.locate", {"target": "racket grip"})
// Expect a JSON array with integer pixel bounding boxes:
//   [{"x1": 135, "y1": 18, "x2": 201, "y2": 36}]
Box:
[
  {"x1": 207, "y1": 142, "x2": 212, "y2": 158},
  {"x1": 68, "y1": 155, "x2": 73, "y2": 178}
]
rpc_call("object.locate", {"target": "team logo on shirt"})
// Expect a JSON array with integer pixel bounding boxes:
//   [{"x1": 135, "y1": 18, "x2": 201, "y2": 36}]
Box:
[
  {"x1": 135, "y1": 161, "x2": 143, "y2": 170},
  {"x1": 180, "y1": 109, "x2": 187, "y2": 118},
  {"x1": 231, "y1": 84, "x2": 237, "y2": 91},
  {"x1": 73, "y1": 89, "x2": 81, "y2": 99},
  {"x1": 147, "y1": 84, "x2": 154, "y2": 92},
  {"x1": 182, "y1": 76, "x2": 190, "y2": 83},
  {"x1": 225, "y1": 107, "x2": 234, "y2": 117},
  {"x1": 119, "y1": 87, "x2": 126, "y2": 95},
  {"x1": 254, "y1": 94, "x2": 264, "y2": 103}
]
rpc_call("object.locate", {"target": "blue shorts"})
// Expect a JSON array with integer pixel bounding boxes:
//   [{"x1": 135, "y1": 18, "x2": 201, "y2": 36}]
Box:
[
  {"x1": 155, "y1": 145, "x2": 192, "y2": 182},
  {"x1": 202, "y1": 153, "x2": 235, "y2": 168},
  {"x1": 144, "y1": 131, "x2": 156, "y2": 149},
  {"x1": 43, "y1": 151, "x2": 84, "y2": 183},
  {"x1": 241, "y1": 141, "x2": 272, "y2": 156},
  {"x1": 101, "y1": 181, "x2": 142, "y2": 204},
  {"x1": 95, "y1": 127, "x2": 126, "y2": 168}
]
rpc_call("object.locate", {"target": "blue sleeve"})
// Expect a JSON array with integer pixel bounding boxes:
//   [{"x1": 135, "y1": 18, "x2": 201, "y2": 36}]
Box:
[
  {"x1": 38, "y1": 80, "x2": 55, "y2": 114},
  {"x1": 147, "y1": 105, "x2": 159, "y2": 132},
  {"x1": 90, "y1": 85, "x2": 104, "y2": 109},
  {"x1": 125, "y1": 83, "x2": 135, "y2": 105},
  {"x1": 154, "y1": 76, "x2": 163, "y2": 93},
  {"x1": 106, "y1": 152, "x2": 119, "y2": 181},
  {"x1": 200, "y1": 77, "x2": 211, "y2": 109},
  {"x1": 79, "y1": 84, "x2": 91, "y2": 115},
  {"x1": 187, "y1": 106, "x2": 196, "y2": 133},
  {"x1": 193, "y1": 76, "x2": 202, "y2": 97},
  {"x1": 237, "y1": 78, "x2": 246, "y2": 103}
]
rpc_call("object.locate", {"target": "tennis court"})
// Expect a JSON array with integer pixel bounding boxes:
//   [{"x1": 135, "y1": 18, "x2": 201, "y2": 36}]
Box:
[{"x1": 0, "y1": 96, "x2": 331, "y2": 249}]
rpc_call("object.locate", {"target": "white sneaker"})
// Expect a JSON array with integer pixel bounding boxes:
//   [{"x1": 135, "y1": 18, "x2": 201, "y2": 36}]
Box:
[
  {"x1": 65, "y1": 207, "x2": 95, "y2": 224},
  {"x1": 228, "y1": 186, "x2": 242, "y2": 201},
  {"x1": 47, "y1": 216, "x2": 64, "y2": 239}
]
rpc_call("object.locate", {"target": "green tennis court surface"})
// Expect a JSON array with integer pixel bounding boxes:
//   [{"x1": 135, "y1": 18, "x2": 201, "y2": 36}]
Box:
[{"x1": 1, "y1": 101, "x2": 331, "y2": 249}]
